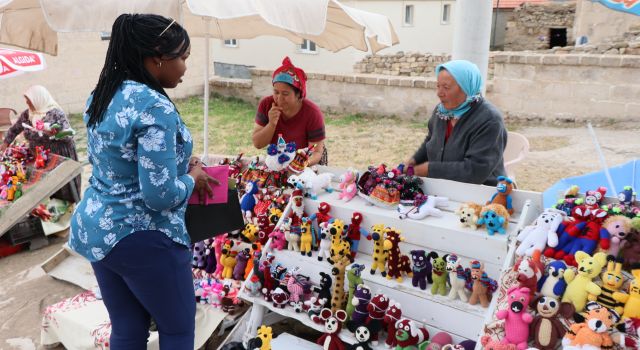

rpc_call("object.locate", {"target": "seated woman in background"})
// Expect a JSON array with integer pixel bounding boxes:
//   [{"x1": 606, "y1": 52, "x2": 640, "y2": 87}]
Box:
[
  {"x1": 252, "y1": 57, "x2": 327, "y2": 165},
  {"x1": 405, "y1": 60, "x2": 507, "y2": 186},
  {"x1": 1, "y1": 85, "x2": 81, "y2": 202}
]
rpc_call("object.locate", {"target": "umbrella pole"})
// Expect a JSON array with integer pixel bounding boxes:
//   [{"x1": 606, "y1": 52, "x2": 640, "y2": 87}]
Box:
[
  {"x1": 587, "y1": 122, "x2": 617, "y2": 195},
  {"x1": 203, "y1": 18, "x2": 211, "y2": 161}
]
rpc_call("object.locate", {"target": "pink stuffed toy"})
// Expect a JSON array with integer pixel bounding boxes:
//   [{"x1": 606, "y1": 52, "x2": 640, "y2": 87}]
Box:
[
  {"x1": 495, "y1": 286, "x2": 533, "y2": 350},
  {"x1": 268, "y1": 228, "x2": 287, "y2": 250},
  {"x1": 338, "y1": 169, "x2": 358, "y2": 202},
  {"x1": 480, "y1": 336, "x2": 516, "y2": 350},
  {"x1": 213, "y1": 234, "x2": 228, "y2": 279}
]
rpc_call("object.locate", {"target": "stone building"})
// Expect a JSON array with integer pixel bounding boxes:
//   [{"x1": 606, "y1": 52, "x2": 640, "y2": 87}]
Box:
[{"x1": 503, "y1": 1, "x2": 576, "y2": 51}]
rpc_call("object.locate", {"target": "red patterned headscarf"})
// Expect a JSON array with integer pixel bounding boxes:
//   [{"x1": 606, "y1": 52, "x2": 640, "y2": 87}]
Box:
[{"x1": 272, "y1": 56, "x2": 307, "y2": 98}]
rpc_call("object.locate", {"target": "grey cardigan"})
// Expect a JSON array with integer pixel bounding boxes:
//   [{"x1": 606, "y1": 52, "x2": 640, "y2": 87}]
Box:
[{"x1": 412, "y1": 99, "x2": 507, "y2": 186}]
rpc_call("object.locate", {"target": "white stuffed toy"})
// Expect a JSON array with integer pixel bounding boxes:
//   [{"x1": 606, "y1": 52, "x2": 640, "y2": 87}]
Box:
[
  {"x1": 298, "y1": 167, "x2": 333, "y2": 200},
  {"x1": 454, "y1": 202, "x2": 483, "y2": 230},
  {"x1": 282, "y1": 218, "x2": 300, "y2": 252},
  {"x1": 398, "y1": 194, "x2": 449, "y2": 220},
  {"x1": 516, "y1": 208, "x2": 565, "y2": 257},
  {"x1": 265, "y1": 134, "x2": 296, "y2": 171},
  {"x1": 317, "y1": 221, "x2": 332, "y2": 262}
]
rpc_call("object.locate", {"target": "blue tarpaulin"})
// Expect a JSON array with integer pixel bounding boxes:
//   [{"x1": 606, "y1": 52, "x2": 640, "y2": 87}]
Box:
[
  {"x1": 543, "y1": 159, "x2": 639, "y2": 208},
  {"x1": 593, "y1": 0, "x2": 640, "y2": 16}
]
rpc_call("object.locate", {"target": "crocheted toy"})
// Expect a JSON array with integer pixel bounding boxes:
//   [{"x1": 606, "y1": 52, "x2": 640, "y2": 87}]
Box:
[
  {"x1": 300, "y1": 217, "x2": 314, "y2": 257},
  {"x1": 562, "y1": 251, "x2": 607, "y2": 312},
  {"x1": 561, "y1": 301, "x2": 619, "y2": 350},
  {"x1": 479, "y1": 336, "x2": 516, "y2": 350},
  {"x1": 244, "y1": 242, "x2": 262, "y2": 279},
  {"x1": 34, "y1": 145, "x2": 48, "y2": 168},
  {"x1": 622, "y1": 220, "x2": 640, "y2": 269},
  {"x1": 233, "y1": 248, "x2": 251, "y2": 280},
  {"x1": 269, "y1": 287, "x2": 289, "y2": 308},
  {"x1": 221, "y1": 283, "x2": 243, "y2": 315},
  {"x1": 468, "y1": 260, "x2": 497, "y2": 308},
  {"x1": 346, "y1": 284, "x2": 371, "y2": 331},
  {"x1": 220, "y1": 240, "x2": 238, "y2": 279},
  {"x1": 256, "y1": 325, "x2": 273, "y2": 350},
  {"x1": 284, "y1": 219, "x2": 300, "y2": 252},
  {"x1": 496, "y1": 286, "x2": 533, "y2": 350},
  {"x1": 538, "y1": 260, "x2": 568, "y2": 299},
  {"x1": 244, "y1": 275, "x2": 262, "y2": 297},
  {"x1": 305, "y1": 297, "x2": 328, "y2": 318},
  {"x1": 298, "y1": 167, "x2": 334, "y2": 200},
  {"x1": 606, "y1": 186, "x2": 640, "y2": 218},
  {"x1": 454, "y1": 202, "x2": 483, "y2": 230},
  {"x1": 338, "y1": 169, "x2": 359, "y2": 202},
  {"x1": 316, "y1": 221, "x2": 333, "y2": 262},
  {"x1": 393, "y1": 318, "x2": 430, "y2": 350},
  {"x1": 328, "y1": 219, "x2": 351, "y2": 265},
  {"x1": 446, "y1": 254, "x2": 470, "y2": 302},
  {"x1": 213, "y1": 234, "x2": 228, "y2": 278},
  {"x1": 366, "y1": 293, "x2": 389, "y2": 345},
  {"x1": 192, "y1": 241, "x2": 207, "y2": 269},
  {"x1": 287, "y1": 270, "x2": 311, "y2": 305},
  {"x1": 383, "y1": 301, "x2": 402, "y2": 348},
  {"x1": 530, "y1": 296, "x2": 575, "y2": 350},
  {"x1": 516, "y1": 208, "x2": 564, "y2": 257},
  {"x1": 288, "y1": 144, "x2": 316, "y2": 174},
  {"x1": 369, "y1": 224, "x2": 391, "y2": 277},
  {"x1": 592, "y1": 256, "x2": 627, "y2": 315},
  {"x1": 513, "y1": 250, "x2": 543, "y2": 299},
  {"x1": 315, "y1": 272, "x2": 334, "y2": 310},
  {"x1": 584, "y1": 187, "x2": 607, "y2": 210},
  {"x1": 313, "y1": 202, "x2": 333, "y2": 226},
  {"x1": 330, "y1": 256, "x2": 351, "y2": 313},
  {"x1": 240, "y1": 181, "x2": 259, "y2": 219},
  {"x1": 345, "y1": 212, "x2": 371, "y2": 259},
  {"x1": 613, "y1": 263, "x2": 640, "y2": 319},
  {"x1": 347, "y1": 325, "x2": 372, "y2": 350},
  {"x1": 426, "y1": 332, "x2": 453, "y2": 350},
  {"x1": 289, "y1": 188, "x2": 306, "y2": 228},
  {"x1": 397, "y1": 194, "x2": 449, "y2": 220},
  {"x1": 242, "y1": 223, "x2": 259, "y2": 243},
  {"x1": 431, "y1": 253, "x2": 449, "y2": 296},
  {"x1": 265, "y1": 134, "x2": 296, "y2": 171},
  {"x1": 411, "y1": 250, "x2": 436, "y2": 290},
  {"x1": 477, "y1": 203, "x2": 510, "y2": 235},
  {"x1": 346, "y1": 264, "x2": 365, "y2": 320},
  {"x1": 602, "y1": 215, "x2": 632, "y2": 256},
  {"x1": 267, "y1": 228, "x2": 286, "y2": 251},
  {"x1": 385, "y1": 229, "x2": 412, "y2": 282},
  {"x1": 314, "y1": 308, "x2": 347, "y2": 350},
  {"x1": 487, "y1": 176, "x2": 515, "y2": 215},
  {"x1": 557, "y1": 208, "x2": 611, "y2": 267},
  {"x1": 544, "y1": 205, "x2": 591, "y2": 261}
]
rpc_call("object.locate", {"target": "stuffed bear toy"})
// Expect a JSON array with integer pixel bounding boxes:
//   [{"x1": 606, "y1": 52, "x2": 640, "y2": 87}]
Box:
[
  {"x1": 454, "y1": 202, "x2": 483, "y2": 230},
  {"x1": 515, "y1": 208, "x2": 564, "y2": 257},
  {"x1": 347, "y1": 325, "x2": 372, "y2": 350},
  {"x1": 487, "y1": 176, "x2": 515, "y2": 215},
  {"x1": 602, "y1": 214, "x2": 632, "y2": 256},
  {"x1": 562, "y1": 251, "x2": 607, "y2": 312},
  {"x1": 495, "y1": 286, "x2": 533, "y2": 350},
  {"x1": 530, "y1": 296, "x2": 575, "y2": 350}
]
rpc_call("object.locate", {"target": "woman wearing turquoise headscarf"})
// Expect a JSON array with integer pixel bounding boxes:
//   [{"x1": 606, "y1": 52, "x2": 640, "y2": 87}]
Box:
[{"x1": 405, "y1": 60, "x2": 507, "y2": 186}]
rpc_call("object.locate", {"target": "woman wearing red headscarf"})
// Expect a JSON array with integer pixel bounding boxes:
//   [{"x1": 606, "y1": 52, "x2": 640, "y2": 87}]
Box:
[{"x1": 252, "y1": 57, "x2": 327, "y2": 165}]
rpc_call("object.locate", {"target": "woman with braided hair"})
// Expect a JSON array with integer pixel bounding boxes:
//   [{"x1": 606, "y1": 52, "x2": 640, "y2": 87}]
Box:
[{"x1": 70, "y1": 14, "x2": 217, "y2": 349}]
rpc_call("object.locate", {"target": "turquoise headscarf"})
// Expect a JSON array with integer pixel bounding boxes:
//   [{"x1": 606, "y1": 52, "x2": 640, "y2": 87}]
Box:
[{"x1": 435, "y1": 60, "x2": 483, "y2": 119}]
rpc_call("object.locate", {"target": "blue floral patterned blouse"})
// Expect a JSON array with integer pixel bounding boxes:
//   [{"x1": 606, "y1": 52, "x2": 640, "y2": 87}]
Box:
[{"x1": 70, "y1": 80, "x2": 195, "y2": 262}]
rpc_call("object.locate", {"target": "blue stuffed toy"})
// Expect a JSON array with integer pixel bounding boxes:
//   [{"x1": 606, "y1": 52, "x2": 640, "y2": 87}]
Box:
[
  {"x1": 537, "y1": 260, "x2": 568, "y2": 298},
  {"x1": 477, "y1": 203, "x2": 509, "y2": 235},
  {"x1": 240, "y1": 181, "x2": 259, "y2": 219}
]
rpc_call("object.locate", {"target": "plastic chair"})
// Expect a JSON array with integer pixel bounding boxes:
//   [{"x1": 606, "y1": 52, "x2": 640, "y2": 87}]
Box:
[
  {"x1": 0, "y1": 108, "x2": 17, "y2": 140},
  {"x1": 504, "y1": 131, "x2": 530, "y2": 185}
]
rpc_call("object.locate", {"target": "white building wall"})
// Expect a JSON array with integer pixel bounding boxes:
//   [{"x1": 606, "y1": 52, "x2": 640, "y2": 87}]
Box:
[{"x1": 211, "y1": 0, "x2": 456, "y2": 74}]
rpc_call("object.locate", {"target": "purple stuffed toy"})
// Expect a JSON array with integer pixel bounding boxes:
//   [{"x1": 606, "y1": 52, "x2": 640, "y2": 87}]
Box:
[
  {"x1": 232, "y1": 248, "x2": 251, "y2": 280},
  {"x1": 411, "y1": 250, "x2": 437, "y2": 290},
  {"x1": 347, "y1": 284, "x2": 372, "y2": 332}
]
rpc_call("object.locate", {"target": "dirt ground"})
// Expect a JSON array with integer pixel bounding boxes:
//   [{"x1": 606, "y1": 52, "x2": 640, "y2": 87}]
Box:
[{"x1": 1, "y1": 122, "x2": 639, "y2": 349}]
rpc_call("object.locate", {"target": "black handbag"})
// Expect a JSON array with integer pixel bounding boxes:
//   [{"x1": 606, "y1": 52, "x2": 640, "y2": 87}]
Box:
[{"x1": 185, "y1": 187, "x2": 245, "y2": 243}]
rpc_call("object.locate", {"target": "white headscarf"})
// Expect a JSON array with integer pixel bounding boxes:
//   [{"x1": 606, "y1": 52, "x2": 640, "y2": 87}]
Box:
[{"x1": 23, "y1": 85, "x2": 61, "y2": 122}]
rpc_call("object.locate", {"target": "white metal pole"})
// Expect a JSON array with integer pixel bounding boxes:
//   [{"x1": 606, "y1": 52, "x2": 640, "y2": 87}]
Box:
[
  {"x1": 587, "y1": 122, "x2": 617, "y2": 195},
  {"x1": 203, "y1": 18, "x2": 211, "y2": 160},
  {"x1": 451, "y1": 0, "x2": 493, "y2": 95}
]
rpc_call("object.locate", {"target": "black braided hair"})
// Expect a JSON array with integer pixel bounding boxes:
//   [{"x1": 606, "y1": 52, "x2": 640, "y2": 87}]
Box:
[{"x1": 87, "y1": 13, "x2": 190, "y2": 127}]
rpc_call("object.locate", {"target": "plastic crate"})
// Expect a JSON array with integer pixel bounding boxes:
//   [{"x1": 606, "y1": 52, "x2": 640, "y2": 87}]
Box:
[{"x1": 6, "y1": 215, "x2": 45, "y2": 246}]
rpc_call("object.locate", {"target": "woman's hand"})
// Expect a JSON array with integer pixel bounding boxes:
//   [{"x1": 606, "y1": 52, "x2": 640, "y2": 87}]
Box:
[
  {"x1": 188, "y1": 163, "x2": 220, "y2": 204},
  {"x1": 0, "y1": 143, "x2": 7, "y2": 153},
  {"x1": 268, "y1": 103, "x2": 282, "y2": 126}
]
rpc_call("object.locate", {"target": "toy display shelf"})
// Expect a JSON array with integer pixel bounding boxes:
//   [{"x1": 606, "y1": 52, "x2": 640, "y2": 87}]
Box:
[{"x1": 239, "y1": 173, "x2": 542, "y2": 348}]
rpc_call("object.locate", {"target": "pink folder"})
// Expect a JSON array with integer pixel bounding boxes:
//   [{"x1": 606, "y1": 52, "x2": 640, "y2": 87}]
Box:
[{"x1": 188, "y1": 165, "x2": 229, "y2": 205}]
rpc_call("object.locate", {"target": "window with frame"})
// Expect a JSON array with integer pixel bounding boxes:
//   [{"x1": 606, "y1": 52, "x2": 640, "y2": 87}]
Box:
[
  {"x1": 404, "y1": 4, "x2": 414, "y2": 26},
  {"x1": 441, "y1": 4, "x2": 451, "y2": 24},
  {"x1": 224, "y1": 39, "x2": 238, "y2": 47},
  {"x1": 300, "y1": 39, "x2": 317, "y2": 53}
]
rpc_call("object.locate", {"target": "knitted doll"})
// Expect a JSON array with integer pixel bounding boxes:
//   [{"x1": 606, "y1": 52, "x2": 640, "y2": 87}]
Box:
[
  {"x1": 446, "y1": 254, "x2": 470, "y2": 302},
  {"x1": 369, "y1": 224, "x2": 390, "y2": 277},
  {"x1": 394, "y1": 319, "x2": 430, "y2": 350},
  {"x1": 213, "y1": 234, "x2": 228, "y2": 279},
  {"x1": 383, "y1": 301, "x2": 402, "y2": 348},
  {"x1": 487, "y1": 176, "x2": 515, "y2": 215},
  {"x1": 345, "y1": 212, "x2": 371, "y2": 259},
  {"x1": 365, "y1": 293, "x2": 389, "y2": 345},
  {"x1": 454, "y1": 202, "x2": 483, "y2": 230},
  {"x1": 613, "y1": 263, "x2": 640, "y2": 319},
  {"x1": 265, "y1": 134, "x2": 296, "y2": 172},
  {"x1": 515, "y1": 208, "x2": 564, "y2": 257},
  {"x1": 330, "y1": 256, "x2": 351, "y2": 313},
  {"x1": 426, "y1": 332, "x2": 453, "y2": 350},
  {"x1": 561, "y1": 302, "x2": 619, "y2": 349},
  {"x1": 300, "y1": 217, "x2": 313, "y2": 257},
  {"x1": 346, "y1": 284, "x2": 371, "y2": 332},
  {"x1": 346, "y1": 264, "x2": 365, "y2": 320},
  {"x1": 530, "y1": 296, "x2": 575, "y2": 350},
  {"x1": 537, "y1": 260, "x2": 568, "y2": 299},
  {"x1": 232, "y1": 248, "x2": 251, "y2": 280},
  {"x1": 240, "y1": 181, "x2": 259, "y2": 219},
  {"x1": 430, "y1": 253, "x2": 449, "y2": 296},
  {"x1": 468, "y1": 260, "x2": 497, "y2": 308},
  {"x1": 314, "y1": 272, "x2": 333, "y2": 310},
  {"x1": 220, "y1": 240, "x2": 238, "y2": 280},
  {"x1": 411, "y1": 250, "x2": 436, "y2": 290},
  {"x1": 317, "y1": 222, "x2": 332, "y2": 262},
  {"x1": 495, "y1": 286, "x2": 533, "y2": 350},
  {"x1": 385, "y1": 229, "x2": 412, "y2": 282},
  {"x1": 562, "y1": 251, "x2": 607, "y2": 312},
  {"x1": 348, "y1": 325, "x2": 372, "y2": 350},
  {"x1": 512, "y1": 250, "x2": 543, "y2": 299},
  {"x1": 192, "y1": 241, "x2": 207, "y2": 269},
  {"x1": 268, "y1": 228, "x2": 286, "y2": 250},
  {"x1": 592, "y1": 256, "x2": 626, "y2": 315},
  {"x1": 602, "y1": 215, "x2": 632, "y2": 256},
  {"x1": 338, "y1": 169, "x2": 359, "y2": 202},
  {"x1": 477, "y1": 203, "x2": 510, "y2": 236},
  {"x1": 314, "y1": 309, "x2": 347, "y2": 350}
]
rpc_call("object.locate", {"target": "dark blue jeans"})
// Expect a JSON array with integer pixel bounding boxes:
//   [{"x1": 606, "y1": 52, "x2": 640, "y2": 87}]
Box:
[{"x1": 91, "y1": 230, "x2": 195, "y2": 350}]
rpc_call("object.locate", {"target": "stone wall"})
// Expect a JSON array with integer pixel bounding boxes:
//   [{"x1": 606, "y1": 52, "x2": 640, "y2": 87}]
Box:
[
  {"x1": 212, "y1": 52, "x2": 640, "y2": 123},
  {"x1": 504, "y1": 2, "x2": 576, "y2": 51},
  {"x1": 353, "y1": 52, "x2": 496, "y2": 79},
  {"x1": 546, "y1": 24, "x2": 640, "y2": 55}
]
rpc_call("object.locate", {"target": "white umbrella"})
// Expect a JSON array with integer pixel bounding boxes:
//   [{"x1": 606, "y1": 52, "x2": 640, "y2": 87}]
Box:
[{"x1": 1, "y1": 0, "x2": 399, "y2": 156}]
